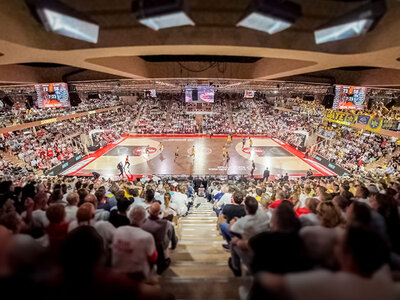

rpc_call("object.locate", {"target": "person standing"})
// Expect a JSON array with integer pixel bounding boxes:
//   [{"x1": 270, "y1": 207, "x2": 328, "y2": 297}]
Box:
[
  {"x1": 263, "y1": 167, "x2": 270, "y2": 182},
  {"x1": 124, "y1": 155, "x2": 130, "y2": 169},
  {"x1": 251, "y1": 160, "x2": 256, "y2": 178},
  {"x1": 249, "y1": 138, "x2": 253, "y2": 148},
  {"x1": 190, "y1": 145, "x2": 195, "y2": 159},
  {"x1": 174, "y1": 146, "x2": 179, "y2": 162},
  {"x1": 242, "y1": 138, "x2": 246, "y2": 149},
  {"x1": 117, "y1": 162, "x2": 124, "y2": 177},
  {"x1": 158, "y1": 142, "x2": 163, "y2": 152}
]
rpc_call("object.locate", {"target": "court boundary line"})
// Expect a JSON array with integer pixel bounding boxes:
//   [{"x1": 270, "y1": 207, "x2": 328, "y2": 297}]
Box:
[
  {"x1": 270, "y1": 138, "x2": 336, "y2": 176},
  {"x1": 66, "y1": 134, "x2": 336, "y2": 178},
  {"x1": 67, "y1": 136, "x2": 128, "y2": 176}
]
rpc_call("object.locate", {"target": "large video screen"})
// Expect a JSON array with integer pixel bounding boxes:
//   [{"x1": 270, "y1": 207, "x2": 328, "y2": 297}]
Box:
[
  {"x1": 333, "y1": 85, "x2": 367, "y2": 110},
  {"x1": 185, "y1": 85, "x2": 214, "y2": 103},
  {"x1": 244, "y1": 90, "x2": 255, "y2": 98},
  {"x1": 35, "y1": 83, "x2": 70, "y2": 108}
]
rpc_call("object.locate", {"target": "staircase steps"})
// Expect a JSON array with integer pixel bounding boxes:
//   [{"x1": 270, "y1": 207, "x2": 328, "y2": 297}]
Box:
[{"x1": 161, "y1": 198, "x2": 251, "y2": 299}]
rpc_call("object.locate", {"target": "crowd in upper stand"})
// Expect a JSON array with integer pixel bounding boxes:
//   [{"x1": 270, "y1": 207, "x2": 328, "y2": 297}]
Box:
[
  {"x1": 0, "y1": 107, "x2": 136, "y2": 175},
  {"x1": 135, "y1": 98, "x2": 168, "y2": 134},
  {"x1": 0, "y1": 96, "x2": 122, "y2": 127},
  {"x1": 168, "y1": 100, "x2": 198, "y2": 134},
  {"x1": 1, "y1": 92, "x2": 400, "y2": 176},
  {"x1": 202, "y1": 98, "x2": 232, "y2": 134}
]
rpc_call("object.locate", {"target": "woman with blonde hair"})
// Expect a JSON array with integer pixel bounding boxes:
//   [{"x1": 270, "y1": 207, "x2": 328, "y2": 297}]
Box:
[{"x1": 316, "y1": 201, "x2": 345, "y2": 228}]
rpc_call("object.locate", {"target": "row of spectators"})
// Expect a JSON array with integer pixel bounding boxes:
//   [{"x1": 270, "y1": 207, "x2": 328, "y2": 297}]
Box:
[
  {"x1": 0, "y1": 175, "x2": 198, "y2": 299},
  {"x1": 0, "y1": 95, "x2": 122, "y2": 127},
  {"x1": 0, "y1": 107, "x2": 135, "y2": 173},
  {"x1": 1, "y1": 172, "x2": 400, "y2": 299},
  {"x1": 168, "y1": 101, "x2": 198, "y2": 134},
  {"x1": 208, "y1": 174, "x2": 400, "y2": 299}
]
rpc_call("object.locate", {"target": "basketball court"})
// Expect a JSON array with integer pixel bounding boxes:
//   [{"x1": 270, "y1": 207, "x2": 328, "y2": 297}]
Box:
[{"x1": 63, "y1": 135, "x2": 337, "y2": 178}]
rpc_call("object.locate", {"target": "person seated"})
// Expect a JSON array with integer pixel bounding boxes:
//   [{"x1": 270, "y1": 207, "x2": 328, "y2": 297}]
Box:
[
  {"x1": 141, "y1": 202, "x2": 178, "y2": 274},
  {"x1": 112, "y1": 206, "x2": 158, "y2": 281},
  {"x1": 219, "y1": 191, "x2": 246, "y2": 248},
  {"x1": 109, "y1": 198, "x2": 131, "y2": 228},
  {"x1": 229, "y1": 196, "x2": 270, "y2": 276}
]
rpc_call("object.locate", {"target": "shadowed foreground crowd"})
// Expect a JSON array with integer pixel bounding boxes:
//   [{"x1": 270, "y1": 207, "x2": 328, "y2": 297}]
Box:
[{"x1": 1, "y1": 174, "x2": 400, "y2": 299}]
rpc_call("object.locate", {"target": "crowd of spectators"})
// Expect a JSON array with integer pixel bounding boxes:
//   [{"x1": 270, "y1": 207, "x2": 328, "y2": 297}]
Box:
[
  {"x1": 207, "y1": 174, "x2": 400, "y2": 299},
  {"x1": 135, "y1": 98, "x2": 168, "y2": 134},
  {"x1": 202, "y1": 99, "x2": 232, "y2": 134},
  {"x1": 231, "y1": 100, "x2": 265, "y2": 135},
  {"x1": 0, "y1": 175, "x2": 201, "y2": 299},
  {"x1": 167, "y1": 101, "x2": 198, "y2": 134},
  {"x1": 0, "y1": 107, "x2": 135, "y2": 172},
  {"x1": 316, "y1": 129, "x2": 396, "y2": 173},
  {"x1": 1, "y1": 173, "x2": 400, "y2": 299},
  {"x1": 0, "y1": 96, "x2": 122, "y2": 127}
]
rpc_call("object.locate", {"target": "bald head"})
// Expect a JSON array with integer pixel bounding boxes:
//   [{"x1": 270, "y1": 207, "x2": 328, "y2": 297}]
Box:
[
  {"x1": 149, "y1": 202, "x2": 161, "y2": 217},
  {"x1": 84, "y1": 194, "x2": 98, "y2": 209},
  {"x1": 129, "y1": 206, "x2": 146, "y2": 226},
  {"x1": 77, "y1": 203, "x2": 95, "y2": 223},
  {"x1": 67, "y1": 192, "x2": 79, "y2": 206}
]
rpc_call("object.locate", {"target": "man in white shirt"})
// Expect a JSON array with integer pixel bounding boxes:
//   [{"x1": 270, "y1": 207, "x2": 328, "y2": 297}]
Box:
[
  {"x1": 112, "y1": 206, "x2": 157, "y2": 280},
  {"x1": 214, "y1": 186, "x2": 234, "y2": 215},
  {"x1": 172, "y1": 186, "x2": 188, "y2": 216}
]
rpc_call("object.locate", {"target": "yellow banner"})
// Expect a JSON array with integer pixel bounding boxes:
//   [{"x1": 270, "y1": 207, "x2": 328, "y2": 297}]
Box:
[
  {"x1": 325, "y1": 110, "x2": 357, "y2": 125},
  {"x1": 40, "y1": 118, "x2": 57, "y2": 125},
  {"x1": 366, "y1": 117, "x2": 383, "y2": 132}
]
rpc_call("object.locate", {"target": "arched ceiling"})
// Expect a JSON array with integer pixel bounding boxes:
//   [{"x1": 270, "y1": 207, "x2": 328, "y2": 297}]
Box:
[{"x1": 0, "y1": 0, "x2": 400, "y2": 87}]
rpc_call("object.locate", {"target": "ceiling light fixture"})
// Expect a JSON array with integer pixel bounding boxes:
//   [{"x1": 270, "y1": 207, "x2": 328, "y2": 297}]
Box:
[
  {"x1": 27, "y1": 0, "x2": 99, "y2": 43},
  {"x1": 133, "y1": 0, "x2": 194, "y2": 31},
  {"x1": 237, "y1": 0, "x2": 301, "y2": 34},
  {"x1": 314, "y1": 0, "x2": 386, "y2": 44}
]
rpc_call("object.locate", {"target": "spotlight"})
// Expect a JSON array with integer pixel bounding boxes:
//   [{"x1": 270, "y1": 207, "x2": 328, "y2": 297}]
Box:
[
  {"x1": 237, "y1": 0, "x2": 301, "y2": 34},
  {"x1": 27, "y1": 0, "x2": 99, "y2": 43},
  {"x1": 314, "y1": 0, "x2": 386, "y2": 45},
  {"x1": 134, "y1": 0, "x2": 194, "y2": 31}
]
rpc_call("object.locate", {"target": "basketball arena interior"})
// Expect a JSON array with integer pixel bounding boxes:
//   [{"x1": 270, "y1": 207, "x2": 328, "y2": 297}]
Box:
[{"x1": 1, "y1": 0, "x2": 400, "y2": 299}]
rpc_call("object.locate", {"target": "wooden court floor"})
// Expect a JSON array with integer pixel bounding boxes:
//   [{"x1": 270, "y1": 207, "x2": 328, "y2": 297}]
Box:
[{"x1": 66, "y1": 136, "x2": 327, "y2": 178}]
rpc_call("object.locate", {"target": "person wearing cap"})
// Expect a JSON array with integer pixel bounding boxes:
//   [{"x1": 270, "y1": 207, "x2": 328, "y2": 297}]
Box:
[
  {"x1": 141, "y1": 202, "x2": 178, "y2": 274},
  {"x1": 112, "y1": 206, "x2": 157, "y2": 281}
]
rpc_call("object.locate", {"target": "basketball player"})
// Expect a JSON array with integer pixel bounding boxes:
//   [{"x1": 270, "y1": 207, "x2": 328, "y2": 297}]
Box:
[
  {"x1": 242, "y1": 138, "x2": 246, "y2": 149},
  {"x1": 190, "y1": 145, "x2": 195, "y2": 158},
  {"x1": 124, "y1": 155, "x2": 130, "y2": 169},
  {"x1": 227, "y1": 135, "x2": 231, "y2": 144},
  {"x1": 158, "y1": 142, "x2": 163, "y2": 152},
  {"x1": 145, "y1": 145, "x2": 150, "y2": 155},
  {"x1": 222, "y1": 146, "x2": 227, "y2": 159},
  {"x1": 174, "y1": 146, "x2": 179, "y2": 162},
  {"x1": 249, "y1": 138, "x2": 253, "y2": 148}
]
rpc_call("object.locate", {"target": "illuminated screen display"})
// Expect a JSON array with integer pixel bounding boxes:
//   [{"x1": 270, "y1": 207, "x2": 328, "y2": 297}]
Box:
[
  {"x1": 244, "y1": 90, "x2": 255, "y2": 98},
  {"x1": 333, "y1": 85, "x2": 367, "y2": 110},
  {"x1": 35, "y1": 83, "x2": 70, "y2": 108},
  {"x1": 185, "y1": 85, "x2": 214, "y2": 103}
]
